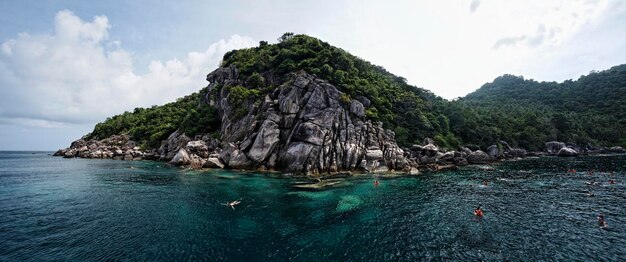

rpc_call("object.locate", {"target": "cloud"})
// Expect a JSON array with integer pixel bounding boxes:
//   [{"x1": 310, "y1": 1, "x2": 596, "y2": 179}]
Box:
[
  {"x1": 0, "y1": 10, "x2": 256, "y2": 127},
  {"x1": 470, "y1": 0, "x2": 481, "y2": 13},
  {"x1": 490, "y1": 0, "x2": 612, "y2": 50},
  {"x1": 492, "y1": 35, "x2": 527, "y2": 49}
]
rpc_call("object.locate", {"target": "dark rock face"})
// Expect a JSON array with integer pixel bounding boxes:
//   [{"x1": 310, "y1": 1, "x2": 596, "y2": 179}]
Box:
[
  {"x1": 467, "y1": 150, "x2": 491, "y2": 164},
  {"x1": 486, "y1": 145, "x2": 500, "y2": 159},
  {"x1": 179, "y1": 68, "x2": 413, "y2": 175}
]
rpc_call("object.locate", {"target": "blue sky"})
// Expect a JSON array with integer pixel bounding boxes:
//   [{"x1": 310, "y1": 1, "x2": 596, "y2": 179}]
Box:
[{"x1": 1, "y1": 0, "x2": 625, "y2": 150}]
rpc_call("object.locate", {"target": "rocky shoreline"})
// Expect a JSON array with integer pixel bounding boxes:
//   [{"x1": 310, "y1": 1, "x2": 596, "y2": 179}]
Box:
[
  {"x1": 53, "y1": 66, "x2": 626, "y2": 176},
  {"x1": 53, "y1": 133, "x2": 625, "y2": 176}
]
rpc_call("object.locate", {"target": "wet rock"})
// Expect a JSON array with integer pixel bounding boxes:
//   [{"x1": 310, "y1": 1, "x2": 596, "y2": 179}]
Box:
[
  {"x1": 186, "y1": 140, "x2": 209, "y2": 158},
  {"x1": 556, "y1": 147, "x2": 578, "y2": 157},
  {"x1": 204, "y1": 157, "x2": 225, "y2": 169},
  {"x1": 467, "y1": 150, "x2": 491, "y2": 164},
  {"x1": 453, "y1": 157, "x2": 469, "y2": 166},
  {"x1": 609, "y1": 146, "x2": 625, "y2": 153},
  {"x1": 486, "y1": 145, "x2": 500, "y2": 159},
  {"x1": 169, "y1": 149, "x2": 191, "y2": 166},
  {"x1": 545, "y1": 141, "x2": 566, "y2": 154}
]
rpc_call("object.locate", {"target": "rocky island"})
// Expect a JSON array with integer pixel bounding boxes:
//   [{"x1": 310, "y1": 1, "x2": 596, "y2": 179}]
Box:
[{"x1": 54, "y1": 34, "x2": 626, "y2": 175}]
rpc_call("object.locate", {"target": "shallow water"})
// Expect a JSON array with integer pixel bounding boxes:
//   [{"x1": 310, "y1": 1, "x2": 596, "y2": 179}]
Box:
[{"x1": 1, "y1": 152, "x2": 625, "y2": 261}]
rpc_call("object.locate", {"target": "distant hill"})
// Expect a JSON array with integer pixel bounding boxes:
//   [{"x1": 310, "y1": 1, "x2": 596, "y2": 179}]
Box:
[{"x1": 450, "y1": 64, "x2": 626, "y2": 150}]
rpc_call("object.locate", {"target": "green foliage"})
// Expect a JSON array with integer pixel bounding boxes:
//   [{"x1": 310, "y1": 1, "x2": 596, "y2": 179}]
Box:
[
  {"x1": 339, "y1": 93, "x2": 352, "y2": 105},
  {"x1": 222, "y1": 33, "x2": 454, "y2": 146},
  {"x1": 227, "y1": 85, "x2": 260, "y2": 119},
  {"x1": 86, "y1": 90, "x2": 220, "y2": 148},
  {"x1": 450, "y1": 64, "x2": 626, "y2": 149},
  {"x1": 246, "y1": 72, "x2": 265, "y2": 88}
]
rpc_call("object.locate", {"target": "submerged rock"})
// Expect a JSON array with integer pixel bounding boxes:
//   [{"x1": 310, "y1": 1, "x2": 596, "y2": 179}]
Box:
[{"x1": 336, "y1": 195, "x2": 363, "y2": 212}]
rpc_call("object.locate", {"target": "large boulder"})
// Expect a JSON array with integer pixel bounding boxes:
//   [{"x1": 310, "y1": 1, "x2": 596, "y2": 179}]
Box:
[
  {"x1": 609, "y1": 146, "x2": 625, "y2": 153},
  {"x1": 467, "y1": 150, "x2": 491, "y2": 164},
  {"x1": 545, "y1": 141, "x2": 566, "y2": 154},
  {"x1": 159, "y1": 130, "x2": 191, "y2": 160},
  {"x1": 228, "y1": 150, "x2": 254, "y2": 169},
  {"x1": 204, "y1": 158, "x2": 225, "y2": 169},
  {"x1": 505, "y1": 148, "x2": 527, "y2": 158},
  {"x1": 186, "y1": 140, "x2": 209, "y2": 158},
  {"x1": 169, "y1": 149, "x2": 191, "y2": 166},
  {"x1": 556, "y1": 147, "x2": 578, "y2": 157},
  {"x1": 486, "y1": 145, "x2": 500, "y2": 159},
  {"x1": 349, "y1": 100, "x2": 365, "y2": 118},
  {"x1": 246, "y1": 120, "x2": 280, "y2": 163}
]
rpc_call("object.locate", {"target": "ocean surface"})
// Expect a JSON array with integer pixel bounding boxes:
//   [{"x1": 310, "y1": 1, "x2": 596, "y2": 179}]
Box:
[{"x1": 0, "y1": 151, "x2": 625, "y2": 261}]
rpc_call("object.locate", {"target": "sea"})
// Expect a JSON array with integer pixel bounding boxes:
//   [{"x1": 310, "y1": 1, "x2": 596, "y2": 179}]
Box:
[{"x1": 1, "y1": 151, "x2": 625, "y2": 261}]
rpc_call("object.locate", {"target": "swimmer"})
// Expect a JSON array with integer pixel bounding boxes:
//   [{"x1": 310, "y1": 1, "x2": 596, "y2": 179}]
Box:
[
  {"x1": 609, "y1": 179, "x2": 617, "y2": 184},
  {"x1": 223, "y1": 200, "x2": 241, "y2": 210},
  {"x1": 474, "y1": 206, "x2": 484, "y2": 218},
  {"x1": 482, "y1": 180, "x2": 489, "y2": 186},
  {"x1": 598, "y1": 214, "x2": 608, "y2": 229},
  {"x1": 374, "y1": 180, "x2": 380, "y2": 186}
]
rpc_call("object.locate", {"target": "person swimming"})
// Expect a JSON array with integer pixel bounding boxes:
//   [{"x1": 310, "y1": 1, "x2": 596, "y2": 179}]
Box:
[
  {"x1": 474, "y1": 206, "x2": 484, "y2": 218},
  {"x1": 482, "y1": 180, "x2": 489, "y2": 186},
  {"x1": 609, "y1": 179, "x2": 617, "y2": 184},
  {"x1": 223, "y1": 200, "x2": 241, "y2": 210},
  {"x1": 374, "y1": 180, "x2": 380, "y2": 186},
  {"x1": 598, "y1": 214, "x2": 608, "y2": 229}
]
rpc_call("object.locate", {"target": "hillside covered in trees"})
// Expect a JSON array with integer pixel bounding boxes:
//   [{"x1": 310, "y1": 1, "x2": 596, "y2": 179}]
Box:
[
  {"x1": 450, "y1": 64, "x2": 626, "y2": 150},
  {"x1": 84, "y1": 33, "x2": 626, "y2": 152}
]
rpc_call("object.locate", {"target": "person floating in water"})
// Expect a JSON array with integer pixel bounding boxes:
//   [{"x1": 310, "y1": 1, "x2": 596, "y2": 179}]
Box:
[
  {"x1": 223, "y1": 200, "x2": 241, "y2": 210},
  {"x1": 598, "y1": 214, "x2": 608, "y2": 229},
  {"x1": 474, "y1": 206, "x2": 484, "y2": 218},
  {"x1": 608, "y1": 179, "x2": 617, "y2": 184},
  {"x1": 374, "y1": 180, "x2": 380, "y2": 187},
  {"x1": 482, "y1": 180, "x2": 489, "y2": 186}
]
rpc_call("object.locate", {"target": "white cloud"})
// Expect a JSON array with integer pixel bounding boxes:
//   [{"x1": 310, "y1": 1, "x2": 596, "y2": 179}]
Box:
[
  {"x1": 470, "y1": 0, "x2": 481, "y2": 13},
  {"x1": 488, "y1": 0, "x2": 612, "y2": 49},
  {"x1": 0, "y1": 10, "x2": 256, "y2": 127}
]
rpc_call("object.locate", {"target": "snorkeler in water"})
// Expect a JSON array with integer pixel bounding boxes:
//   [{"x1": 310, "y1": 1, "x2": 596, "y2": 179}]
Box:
[
  {"x1": 474, "y1": 206, "x2": 484, "y2": 218},
  {"x1": 598, "y1": 214, "x2": 608, "y2": 229},
  {"x1": 223, "y1": 200, "x2": 241, "y2": 210}
]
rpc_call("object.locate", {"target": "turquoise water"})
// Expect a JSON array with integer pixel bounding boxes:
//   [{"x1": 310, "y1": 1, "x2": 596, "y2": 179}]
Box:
[{"x1": 1, "y1": 152, "x2": 625, "y2": 261}]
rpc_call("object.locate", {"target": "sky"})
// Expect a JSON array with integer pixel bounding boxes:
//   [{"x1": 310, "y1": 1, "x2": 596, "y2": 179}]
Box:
[{"x1": 0, "y1": 0, "x2": 625, "y2": 150}]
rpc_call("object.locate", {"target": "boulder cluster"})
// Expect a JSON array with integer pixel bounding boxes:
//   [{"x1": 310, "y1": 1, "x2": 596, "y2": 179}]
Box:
[
  {"x1": 403, "y1": 139, "x2": 527, "y2": 171},
  {"x1": 53, "y1": 135, "x2": 155, "y2": 160},
  {"x1": 543, "y1": 141, "x2": 625, "y2": 157}
]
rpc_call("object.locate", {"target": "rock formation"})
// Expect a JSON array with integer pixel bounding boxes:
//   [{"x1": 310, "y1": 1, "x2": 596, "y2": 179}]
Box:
[{"x1": 54, "y1": 65, "x2": 626, "y2": 175}]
